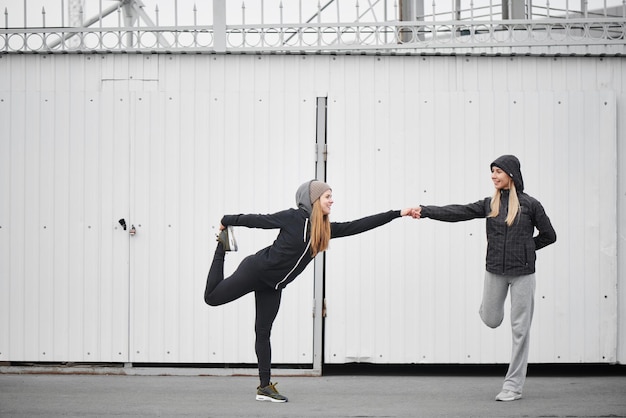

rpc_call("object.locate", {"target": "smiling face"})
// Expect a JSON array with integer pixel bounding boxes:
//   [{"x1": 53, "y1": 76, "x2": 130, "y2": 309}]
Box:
[
  {"x1": 491, "y1": 166, "x2": 512, "y2": 190},
  {"x1": 318, "y1": 189, "x2": 333, "y2": 215}
]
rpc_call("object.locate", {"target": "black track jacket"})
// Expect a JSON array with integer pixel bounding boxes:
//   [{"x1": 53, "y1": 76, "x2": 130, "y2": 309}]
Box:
[{"x1": 221, "y1": 209, "x2": 401, "y2": 290}]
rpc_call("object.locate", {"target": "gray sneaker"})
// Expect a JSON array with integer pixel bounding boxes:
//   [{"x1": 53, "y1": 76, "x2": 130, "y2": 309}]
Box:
[
  {"x1": 256, "y1": 382, "x2": 288, "y2": 403},
  {"x1": 495, "y1": 389, "x2": 522, "y2": 401},
  {"x1": 216, "y1": 226, "x2": 237, "y2": 251}
]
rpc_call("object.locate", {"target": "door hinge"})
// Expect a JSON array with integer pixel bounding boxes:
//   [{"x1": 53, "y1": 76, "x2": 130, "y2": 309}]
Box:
[
  {"x1": 315, "y1": 143, "x2": 327, "y2": 162},
  {"x1": 313, "y1": 298, "x2": 328, "y2": 318}
]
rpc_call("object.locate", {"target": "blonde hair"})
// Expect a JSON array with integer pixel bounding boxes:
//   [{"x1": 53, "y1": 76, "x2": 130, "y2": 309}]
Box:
[
  {"x1": 309, "y1": 199, "x2": 331, "y2": 257},
  {"x1": 489, "y1": 182, "x2": 520, "y2": 226}
]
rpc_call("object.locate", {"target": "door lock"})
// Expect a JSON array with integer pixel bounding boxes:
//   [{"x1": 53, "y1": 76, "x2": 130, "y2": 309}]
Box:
[{"x1": 119, "y1": 219, "x2": 136, "y2": 236}]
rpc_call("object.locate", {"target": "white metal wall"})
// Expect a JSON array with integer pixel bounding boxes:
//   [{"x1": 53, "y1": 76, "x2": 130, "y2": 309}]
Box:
[
  {"x1": 0, "y1": 81, "x2": 131, "y2": 361},
  {"x1": 324, "y1": 66, "x2": 617, "y2": 363},
  {"x1": 0, "y1": 54, "x2": 319, "y2": 364},
  {"x1": 0, "y1": 53, "x2": 623, "y2": 365},
  {"x1": 124, "y1": 60, "x2": 319, "y2": 364}
]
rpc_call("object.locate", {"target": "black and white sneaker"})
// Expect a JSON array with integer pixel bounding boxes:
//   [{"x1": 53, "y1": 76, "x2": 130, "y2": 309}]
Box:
[
  {"x1": 216, "y1": 226, "x2": 237, "y2": 251},
  {"x1": 256, "y1": 382, "x2": 288, "y2": 403}
]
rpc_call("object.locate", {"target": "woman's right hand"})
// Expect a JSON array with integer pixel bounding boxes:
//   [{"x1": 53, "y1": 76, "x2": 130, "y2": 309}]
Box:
[{"x1": 401, "y1": 207, "x2": 421, "y2": 218}]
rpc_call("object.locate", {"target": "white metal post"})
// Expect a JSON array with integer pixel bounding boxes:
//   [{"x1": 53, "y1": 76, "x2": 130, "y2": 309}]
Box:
[
  {"x1": 213, "y1": 0, "x2": 226, "y2": 52},
  {"x1": 312, "y1": 97, "x2": 328, "y2": 376}
]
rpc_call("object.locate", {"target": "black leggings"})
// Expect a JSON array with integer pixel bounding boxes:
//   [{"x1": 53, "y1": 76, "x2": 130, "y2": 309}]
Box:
[{"x1": 204, "y1": 243, "x2": 282, "y2": 387}]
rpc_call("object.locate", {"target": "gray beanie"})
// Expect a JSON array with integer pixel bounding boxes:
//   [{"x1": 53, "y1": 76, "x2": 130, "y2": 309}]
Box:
[{"x1": 309, "y1": 180, "x2": 332, "y2": 203}]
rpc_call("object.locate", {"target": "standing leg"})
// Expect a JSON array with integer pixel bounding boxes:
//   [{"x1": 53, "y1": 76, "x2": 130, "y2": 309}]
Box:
[
  {"x1": 255, "y1": 287, "x2": 282, "y2": 388},
  {"x1": 502, "y1": 273, "x2": 536, "y2": 394},
  {"x1": 253, "y1": 288, "x2": 289, "y2": 402},
  {"x1": 479, "y1": 271, "x2": 509, "y2": 329}
]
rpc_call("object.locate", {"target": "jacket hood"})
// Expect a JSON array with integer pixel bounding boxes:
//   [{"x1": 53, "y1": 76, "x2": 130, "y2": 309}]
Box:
[
  {"x1": 491, "y1": 154, "x2": 524, "y2": 193},
  {"x1": 295, "y1": 180, "x2": 314, "y2": 214}
]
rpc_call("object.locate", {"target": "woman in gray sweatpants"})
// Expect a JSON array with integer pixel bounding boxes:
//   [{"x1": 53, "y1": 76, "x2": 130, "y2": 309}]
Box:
[{"x1": 417, "y1": 155, "x2": 556, "y2": 402}]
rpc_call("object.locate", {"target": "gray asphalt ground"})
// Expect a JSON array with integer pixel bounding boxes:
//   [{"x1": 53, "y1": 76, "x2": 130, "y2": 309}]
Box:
[{"x1": 1, "y1": 366, "x2": 625, "y2": 417}]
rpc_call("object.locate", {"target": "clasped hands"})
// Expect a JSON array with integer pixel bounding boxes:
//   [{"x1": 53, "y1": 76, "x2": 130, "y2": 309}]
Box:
[{"x1": 401, "y1": 207, "x2": 422, "y2": 219}]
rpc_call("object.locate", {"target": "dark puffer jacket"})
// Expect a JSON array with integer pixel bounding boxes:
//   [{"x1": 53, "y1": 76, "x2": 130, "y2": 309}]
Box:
[{"x1": 420, "y1": 155, "x2": 556, "y2": 276}]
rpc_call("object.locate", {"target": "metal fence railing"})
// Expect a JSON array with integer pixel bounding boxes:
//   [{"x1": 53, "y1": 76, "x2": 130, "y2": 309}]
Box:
[{"x1": 1, "y1": 0, "x2": 625, "y2": 55}]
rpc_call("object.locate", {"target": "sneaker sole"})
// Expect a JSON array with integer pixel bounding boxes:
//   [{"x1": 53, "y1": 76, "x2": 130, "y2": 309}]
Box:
[
  {"x1": 226, "y1": 226, "x2": 238, "y2": 251},
  {"x1": 496, "y1": 395, "x2": 522, "y2": 401},
  {"x1": 255, "y1": 394, "x2": 287, "y2": 403}
]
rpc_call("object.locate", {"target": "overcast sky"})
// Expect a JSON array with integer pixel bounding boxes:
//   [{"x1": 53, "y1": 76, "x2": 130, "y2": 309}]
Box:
[
  {"x1": 2, "y1": 0, "x2": 368, "y2": 27},
  {"x1": 1, "y1": 0, "x2": 622, "y2": 28}
]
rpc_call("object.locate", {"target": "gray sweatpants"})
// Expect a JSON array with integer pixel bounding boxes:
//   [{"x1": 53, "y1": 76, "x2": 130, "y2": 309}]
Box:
[{"x1": 479, "y1": 271, "x2": 536, "y2": 393}]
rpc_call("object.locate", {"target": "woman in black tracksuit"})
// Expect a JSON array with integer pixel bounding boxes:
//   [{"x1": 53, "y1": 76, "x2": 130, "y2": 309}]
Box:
[
  {"x1": 204, "y1": 179, "x2": 417, "y2": 402},
  {"x1": 417, "y1": 155, "x2": 556, "y2": 402}
]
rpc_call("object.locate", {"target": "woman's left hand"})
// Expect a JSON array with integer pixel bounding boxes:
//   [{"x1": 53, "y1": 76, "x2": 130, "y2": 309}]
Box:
[{"x1": 401, "y1": 207, "x2": 421, "y2": 218}]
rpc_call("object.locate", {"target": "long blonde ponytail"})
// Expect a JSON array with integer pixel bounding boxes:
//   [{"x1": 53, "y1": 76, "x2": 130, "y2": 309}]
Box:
[
  {"x1": 488, "y1": 182, "x2": 520, "y2": 226},
  {"x1": 309, "y1": 199, "x2": 331, "y2": 257}
]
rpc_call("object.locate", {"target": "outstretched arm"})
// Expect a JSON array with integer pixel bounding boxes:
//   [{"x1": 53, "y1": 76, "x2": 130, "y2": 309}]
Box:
[
  {"x1": 419, "y1": 199, "x2": 489, "y2": 222},
  {"x1": 331, "y1": 207, "x2": 420, "y2": 239}
]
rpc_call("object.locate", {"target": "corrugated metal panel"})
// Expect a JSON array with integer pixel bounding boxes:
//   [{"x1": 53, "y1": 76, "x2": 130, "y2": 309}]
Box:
[
  {"x1": 324, "y1": 55, "x2": 617, "y2": 364},
  {"x1": 123, "y1": 55, "x2": 318, "y2": 364},
  {"x1": 0, "y1": 57, "x2": 131, "y2": 362},
  {"x1": 0, "y1": 54, "x2": 319, "y2": 364},
  {"x1": 0, "y1": 53, "x2": 623, "y2": 366}
]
